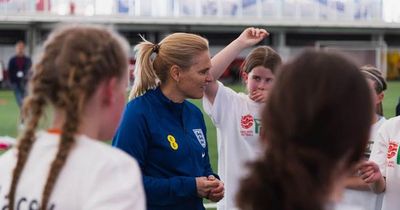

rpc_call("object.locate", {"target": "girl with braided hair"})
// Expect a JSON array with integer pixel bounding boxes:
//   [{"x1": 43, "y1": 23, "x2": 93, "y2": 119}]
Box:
[
  {"x1": 236, "y1": 50, "x2": 374, "y2": 210},
  {"x1": 0, "y1": 25, "x2": 145, "y2": 210}
]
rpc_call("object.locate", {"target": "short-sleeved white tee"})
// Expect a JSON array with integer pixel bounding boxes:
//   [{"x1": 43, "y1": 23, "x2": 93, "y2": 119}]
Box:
[
  {"x1": 203, "y1": 82, "x2": 264, "y2": 210},
  {"x1": 0, "y1": 131, "x2": 145, "y2": 210},
  {"x1": 369, "y1": 116, "x2": 400, "y2": 210},
  {"x1": 340, "y1": 117, "x2": 386, "y2": 210}
]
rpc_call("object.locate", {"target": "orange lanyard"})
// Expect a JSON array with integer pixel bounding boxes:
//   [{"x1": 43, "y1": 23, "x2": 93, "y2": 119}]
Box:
[{"x1": 47, "y1": 128, "x2": 62, "y2": 134}]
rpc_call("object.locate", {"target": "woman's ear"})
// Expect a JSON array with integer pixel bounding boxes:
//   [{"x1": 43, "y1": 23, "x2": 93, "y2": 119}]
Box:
[{"x1": 170, "y1": 65, "x2": 181, "y2": 83}]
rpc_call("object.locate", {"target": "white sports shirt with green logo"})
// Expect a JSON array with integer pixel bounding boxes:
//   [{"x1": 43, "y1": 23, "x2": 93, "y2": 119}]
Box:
[
  {"x1": 203, "y1": 81, "x2": 264, "y2": 210},
  {"x1": 370, "y1": 116, "x2": 400, "y2": 210}
]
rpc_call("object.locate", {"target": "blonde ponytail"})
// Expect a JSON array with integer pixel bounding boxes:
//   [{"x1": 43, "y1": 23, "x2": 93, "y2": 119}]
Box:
[
  {"x1": 129, "y1": 39, "x2": 159, "y2": 99},
  {"x1": 129, "y1": 32, "x2": 209, "y2": 100}
]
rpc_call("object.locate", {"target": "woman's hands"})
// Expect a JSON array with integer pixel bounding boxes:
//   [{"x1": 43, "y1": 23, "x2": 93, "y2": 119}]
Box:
[
  {"x1": 206, "y1": 175, "x2": 224, "y2": 202},
  {"x1": 196, "y1": 175, "x2": 224, "y2": 202}
]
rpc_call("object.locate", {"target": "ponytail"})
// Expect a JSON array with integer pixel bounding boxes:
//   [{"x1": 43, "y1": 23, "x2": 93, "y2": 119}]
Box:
[
  {"x1": 129, "y1": 32, "x2": 209, "y2": 100},
  {"x1": 129, "y1": 39, "x2": 159, "y2": 99}
]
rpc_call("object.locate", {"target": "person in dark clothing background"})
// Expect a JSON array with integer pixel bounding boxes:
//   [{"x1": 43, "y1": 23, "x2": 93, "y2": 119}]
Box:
[{"x1": 7, "y1": 41, "x2": 32, "y2": 109}]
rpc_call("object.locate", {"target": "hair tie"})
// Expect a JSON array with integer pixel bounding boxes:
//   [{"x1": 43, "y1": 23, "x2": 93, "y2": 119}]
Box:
[{"x1": 152, "y1": 44, "x2": 160, "y2": 54}]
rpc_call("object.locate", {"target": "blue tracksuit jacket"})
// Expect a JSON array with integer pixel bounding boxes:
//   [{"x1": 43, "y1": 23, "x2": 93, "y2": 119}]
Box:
[{"x1": 113, "y1": 87, "x2": 217, "y2": 210}]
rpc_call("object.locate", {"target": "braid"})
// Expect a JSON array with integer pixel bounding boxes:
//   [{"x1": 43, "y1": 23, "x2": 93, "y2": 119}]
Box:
[
  {"x1": 40, "y1": 29, "x2": 115, "y2": 209},
  {"x1": 41, "y1": 89, "x2": 80, "y2": 210},
  {"x1": 40, "y1": 50, "x2": 90, "y2": 210},
  {"x1": 8, "y1": 41, "x2": 57, "y2": 209},
  {"x1": 8, "y1": 93, "x2": 46, "y2": 210},
  {"x1": 7, "y1": 25, "x2": 129, "y2": 209}
]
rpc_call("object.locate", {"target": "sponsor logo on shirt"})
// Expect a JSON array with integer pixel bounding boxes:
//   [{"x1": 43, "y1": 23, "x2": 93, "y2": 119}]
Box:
[
  {"x1": 240, "y1": 114, "x2": 261, "y2": 137},
  {"x1": 193, "y1": 129, "x2": 206, "y2": 148},
  {"x1": 167, "y1": 135, "x2": 179, "y2": 150},
  {"x1": 387, "y1": 140, "x2": 399, "y2": 168},
  {"x1": 241, "y1": 114, "x2": 254, "y2": 129}
]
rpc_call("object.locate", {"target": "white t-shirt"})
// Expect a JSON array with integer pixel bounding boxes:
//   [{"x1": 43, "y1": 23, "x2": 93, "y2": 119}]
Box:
[
  {"x1": 332, "y1": 203, "x2": 365, "y2": 210},
  {"x1": 369, "y1": 116, "x2": 400, "y2": 210},
  {"x1": 203, "y1": 82, "x2": 264, "y2": 210},
  {"x1": 229, "y1": 202, "x2": 365, "y2": 210},
  {"x1": 340, "y1": 117, "x2": 386, "y2": 210},
  {"x1": 0, "y1": 131, "x2": 145, "y2": 210}
]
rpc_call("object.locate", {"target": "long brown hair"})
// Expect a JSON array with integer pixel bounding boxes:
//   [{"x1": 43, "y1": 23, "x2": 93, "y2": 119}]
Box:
[
  {"x1": 8, "y1": 25, "x2": 129, "y2": 210},
  {"x1": 129, "y1": 33, "x2": 209, "y2": 99},
  {"x1": 237, "y1": 50, "x2": 373, "y2": 210}
]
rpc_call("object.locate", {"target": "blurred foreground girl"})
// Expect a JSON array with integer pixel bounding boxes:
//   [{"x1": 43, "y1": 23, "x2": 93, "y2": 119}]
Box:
[
  {"x1": 0, "y1": 25, "x2": 145, "y2": 210},
  {"x1": 237, "y1": 50, "x2": 374, "y2": 210}
]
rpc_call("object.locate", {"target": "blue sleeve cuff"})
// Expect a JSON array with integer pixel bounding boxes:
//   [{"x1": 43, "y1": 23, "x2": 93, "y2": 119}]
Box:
[
  {"x1": 206, "y1": 173, "x2": 220, "y2": 180},
  {"x1": 144, "y1": 176, "x2": 199, "y2": 205},
  {"x1": 170, "y1": 176, "x2": 197, "y2": 198},
  {"x1": 212, "y1": 173, "x2": 220, "y2": 180}
]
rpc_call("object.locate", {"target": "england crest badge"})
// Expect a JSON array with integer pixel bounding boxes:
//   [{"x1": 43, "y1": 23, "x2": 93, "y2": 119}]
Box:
[{"x1": 193, "y1": 129, "x2": 206, "y2": 148}]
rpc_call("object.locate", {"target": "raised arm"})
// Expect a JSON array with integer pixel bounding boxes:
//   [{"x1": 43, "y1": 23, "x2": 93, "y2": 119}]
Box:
[{"x1": 205, "y1": 27, "x2": 269, "y2": 104}]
